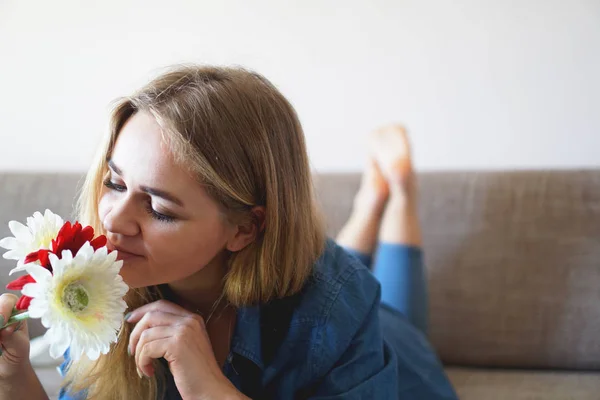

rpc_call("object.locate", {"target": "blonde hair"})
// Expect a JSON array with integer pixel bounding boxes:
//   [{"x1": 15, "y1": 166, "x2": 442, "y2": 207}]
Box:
[{"x1": 64, "y1": 65, "x2": 326, "y2": 399}]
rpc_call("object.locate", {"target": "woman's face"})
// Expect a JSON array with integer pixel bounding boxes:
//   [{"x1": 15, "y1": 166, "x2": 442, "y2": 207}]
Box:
[{"x1": 98, "y1": 111, "x2": 237, "y2": 289}]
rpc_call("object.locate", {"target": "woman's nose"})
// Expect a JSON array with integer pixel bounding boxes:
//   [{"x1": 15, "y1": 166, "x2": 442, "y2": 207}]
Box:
[{"x1": 102, "y1": 198, "x2": 141, "y2": 237}]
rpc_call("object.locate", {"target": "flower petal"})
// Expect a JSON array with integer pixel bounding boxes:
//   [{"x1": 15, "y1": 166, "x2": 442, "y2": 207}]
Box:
[
  {"x1": 86, "y1": 347, "x2": 101, "y2": 361},
  {"x1": 6, "y1": 274, "x2": 36, "y2": 290},
  {"x1": 15, "y1": 295, "x2": 32, "y2": 310},
  {"x1": 25, "y1": 264, "x2": 52, "y2": 283},
  {"x1": 75, "y1": 242, "x2": 93, "y2": 259},
  {"x1": 0, "y1": 237, "x2": 18, "y2": 250},
  {"x1": 3, "y1": 250, "x2": 22, "y2": 261},
  {"x1": 29, "y1": 299, "x2": 47, "y2": 319},
  {"x1": 48, "y1": 329, "x2": 70, "y2": 359},
  {"x1": 22, "y1": 282, "x2": 44, "y2": 298},
  {"x1": 60, "y1": 249, "x2": 73, "y2": 264},
  {"x1": 8, "y1": 221, "x2": 31, "y2": 240},
  {"x1": 9, "y1": 264, "x2": 28, "y2": 275},
  {"x1": 91, "y1": 235, "x2": 107, "y2": 250},
  {"x1": 47, "y1": 252, "x2": 60, "y2": 268}
]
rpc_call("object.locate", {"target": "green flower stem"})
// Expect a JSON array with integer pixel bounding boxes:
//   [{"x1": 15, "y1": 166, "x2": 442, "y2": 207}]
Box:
[{"x1": 1, "y1": 311, "x2": 30, "y2": 329}]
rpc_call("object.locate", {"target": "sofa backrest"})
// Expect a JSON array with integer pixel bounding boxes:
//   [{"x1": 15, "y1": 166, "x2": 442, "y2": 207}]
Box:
[
  {"x1": 2, "y1": 171, "x2": 599, "y2": 370},
  {"x1": 315, "y1": 170, "x2": 600, "y2": 371}
]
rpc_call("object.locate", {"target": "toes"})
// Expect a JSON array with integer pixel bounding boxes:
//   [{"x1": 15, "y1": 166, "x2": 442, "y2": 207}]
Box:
[{"x1": 368, "y1": 124, "x2": 414, "y2": 184}]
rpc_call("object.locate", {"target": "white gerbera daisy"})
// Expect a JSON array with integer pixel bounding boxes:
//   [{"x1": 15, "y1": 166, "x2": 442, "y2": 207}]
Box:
[
  {"x1": 0, "y1": 209, "x2": 64, "y2": 274},
  {"x1": 22, "y1": 242, "x2": 129, "y2": 361}
]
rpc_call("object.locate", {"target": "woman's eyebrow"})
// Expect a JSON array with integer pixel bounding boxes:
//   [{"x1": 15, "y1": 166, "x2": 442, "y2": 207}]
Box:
[
  {"x1": 107, "y1": 158, "x2": 185, "y2": 207},
  {"x1": 140, "y1": 186, "x2": 185, "y2": 207},
  {"x1": 107, "y1": 159, "x2": 123, "y2": 175}
]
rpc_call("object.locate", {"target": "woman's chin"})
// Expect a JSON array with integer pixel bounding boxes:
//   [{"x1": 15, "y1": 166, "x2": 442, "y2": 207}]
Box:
[
  {"x1": 119, "y1": 267, "x2": 162, "y2": 289},
  {"x1": 118, "y1": 262, "x2": 142, "y2": 288}
]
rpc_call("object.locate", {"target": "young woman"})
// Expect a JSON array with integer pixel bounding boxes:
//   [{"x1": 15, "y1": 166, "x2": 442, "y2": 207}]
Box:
[{"x1": 0, "y1": 65, "x2": 456, "y2": 399}]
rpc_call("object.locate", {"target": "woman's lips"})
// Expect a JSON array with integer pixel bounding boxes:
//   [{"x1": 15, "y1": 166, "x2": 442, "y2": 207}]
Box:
[
  {"x1": 106, "y1": 243, "x2": 142, "y2": 261},
  {"x1": 115, "y1": 249, "x2": 141, "y2": 261}
]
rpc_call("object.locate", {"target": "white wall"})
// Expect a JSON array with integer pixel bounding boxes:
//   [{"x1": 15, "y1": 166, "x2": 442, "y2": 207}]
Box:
[{"x1": 0, "y1": 0, "x2": 599, "y2": 173}]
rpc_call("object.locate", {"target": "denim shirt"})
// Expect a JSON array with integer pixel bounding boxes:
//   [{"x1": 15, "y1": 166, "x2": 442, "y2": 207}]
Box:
[{"x1": 60, "y1": 240, "x2": 456, "y2": 399}]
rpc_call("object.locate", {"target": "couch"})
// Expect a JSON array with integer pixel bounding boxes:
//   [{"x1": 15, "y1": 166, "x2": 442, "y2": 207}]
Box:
[{"x1": 1, "y1": 171, "x2": 599, "y2": 399}]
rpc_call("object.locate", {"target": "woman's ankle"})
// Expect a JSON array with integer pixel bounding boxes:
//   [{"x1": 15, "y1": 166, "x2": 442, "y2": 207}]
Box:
[
  {"x1": 336, "y1": 205, "x2": 384, "y2": 255},
  {"x1": 388, "y1": 178, "x2": 417, "y2": 208},
  {"x1": 378, "y1": 195, "x2": 422, "y2": 246}
]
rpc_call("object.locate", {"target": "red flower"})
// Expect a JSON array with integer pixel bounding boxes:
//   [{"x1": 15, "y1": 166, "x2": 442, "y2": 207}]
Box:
[
  {"x1": 52, "y1": 221, "x2": 106, "y2": 257},
  {"x1": 16, "y1": 295, "x2": 32, "y2": 310},
  {"x1": 6, "y1": 274, "x2": 36, "y2": 310},
  {"x1": 24, "y1": 221, "x2": 108, "y2": 269},
  {"x1": 24, "y1": 249, "x2": 51, "y2": 269},
  {"x1": 6, "y1": 274, "x2": 35, "y2": 290},
  {"x1": 51, "y1": 221, "x2": 107, "y2": 257}
]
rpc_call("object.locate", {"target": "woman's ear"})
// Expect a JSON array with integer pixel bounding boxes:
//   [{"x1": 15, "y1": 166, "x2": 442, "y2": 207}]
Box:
[{"x1": 226, "y1": 206, "x2": 266, "y2": 252}]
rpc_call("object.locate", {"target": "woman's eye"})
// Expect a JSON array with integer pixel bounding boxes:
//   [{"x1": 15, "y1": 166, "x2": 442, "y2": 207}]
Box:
[
  {"x1": 103, "y1": 179, "x2": 126, "y2": 192},
  {"x1": 103, "y1": 178, "x2": 176, "y2": 223},
  {"x1": 145, "y1": 201, "x2": 176, "y2": 223}
]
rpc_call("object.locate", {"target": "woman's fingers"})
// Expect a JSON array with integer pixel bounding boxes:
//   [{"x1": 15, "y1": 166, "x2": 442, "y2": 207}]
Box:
[
  {"x1": 0, "y1": 293, "x2": 29, "y2": 353},
  {"x1": 0, "y1": 294, "x2": 18, "y2": 329},
  {"x1": 127, "y1": 299, "x2": 204, "y2": 356},
  {"x1": 128, "y1": 310, "x2": 188, "y2": 356},
  {"x1": 126, "y1": 299, "x2": 209, "y2": 380},
  {"x1": 134, "y1": 326, "x2": 173, "y2": 377},
  {"x1": 126, "y1": 299, "x2": 190, "y2": 324},
  {"x1": 0, "y1": 294, "x2": 31, "y2": 374}
]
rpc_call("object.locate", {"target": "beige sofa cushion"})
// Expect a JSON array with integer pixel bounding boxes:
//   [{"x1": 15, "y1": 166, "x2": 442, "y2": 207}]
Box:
[{"x1": 446, "y1": 367, "x2": 600, "y2": 400}]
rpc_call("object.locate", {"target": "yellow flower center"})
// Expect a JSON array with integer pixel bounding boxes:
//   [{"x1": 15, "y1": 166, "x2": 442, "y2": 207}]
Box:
[{"x1": 61, "y1": 282, "x2": 89, "y2": 313}]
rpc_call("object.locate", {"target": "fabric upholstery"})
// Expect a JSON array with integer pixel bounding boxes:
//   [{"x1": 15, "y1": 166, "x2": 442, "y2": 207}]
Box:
[
  {"x1": 315, "y1": 171, "x2": 600, "y2": 370},
  {"x1": 446, "y1": 367, "x2": 600, "y2": 400}
]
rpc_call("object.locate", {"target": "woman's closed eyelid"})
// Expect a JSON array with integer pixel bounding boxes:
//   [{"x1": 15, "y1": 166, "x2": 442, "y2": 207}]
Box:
[
  {"x1": 104, "y1": 179, "x2": 178, "y2": 223},
  {"x1": 145, "y1": 202, "x2": 177, "y2": 223},
  {"x1": 103, "y1": 179, "x2": 126, "y2": 192}
]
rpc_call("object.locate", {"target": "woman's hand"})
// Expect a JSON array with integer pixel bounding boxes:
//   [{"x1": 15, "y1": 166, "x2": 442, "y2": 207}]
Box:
[
  {"x1": 127, "y1": 299, "x2": 247, "y2": 400},
  {"x1": 0, "y1": 294, "x2": 31, "y2": 380}
]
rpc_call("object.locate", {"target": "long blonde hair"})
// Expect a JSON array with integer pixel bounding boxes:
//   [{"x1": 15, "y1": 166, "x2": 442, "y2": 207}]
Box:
[{"x1": 64, "y1": 65, "x2": 326, "y2": 399}]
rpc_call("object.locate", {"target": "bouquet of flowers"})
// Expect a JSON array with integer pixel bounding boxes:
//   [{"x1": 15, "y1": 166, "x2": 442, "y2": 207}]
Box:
[{"x1": 0, "y1": 210, "x2": 129, "y2": 361}]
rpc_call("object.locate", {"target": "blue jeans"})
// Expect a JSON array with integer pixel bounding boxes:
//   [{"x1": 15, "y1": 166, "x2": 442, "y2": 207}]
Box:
[{"x1": 344, "y1": 243, "x2": 428, "y2": 334}]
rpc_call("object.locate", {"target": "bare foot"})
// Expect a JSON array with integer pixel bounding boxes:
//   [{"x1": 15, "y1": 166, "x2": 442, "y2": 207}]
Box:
[
  {"x1": 336, "y1": 158, "x2": 389, "y2": 257},
  {"x1": 369, "y1": 125, "x2": 416, "y2": 202},
  {"x1": 370, "y1": 124, "x2": 422, "y2": 246},
  {"x1": 353, "y1": 158, "x2": 389, "y2": 213}
]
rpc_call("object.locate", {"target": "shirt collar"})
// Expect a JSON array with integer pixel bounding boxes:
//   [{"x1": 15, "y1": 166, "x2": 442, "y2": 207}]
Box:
[{"x1": 230, "y1": 304, "x2": 265, "y2": 370}]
